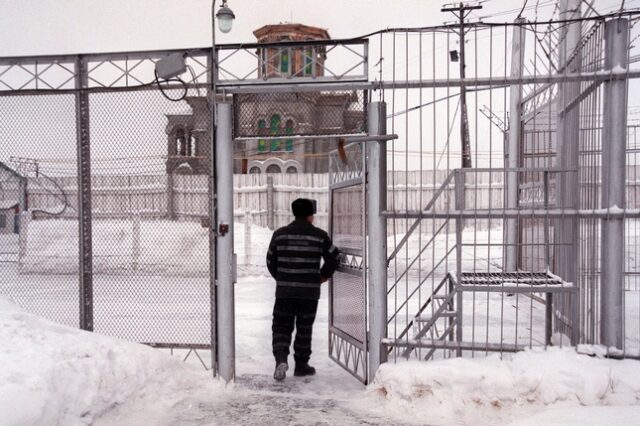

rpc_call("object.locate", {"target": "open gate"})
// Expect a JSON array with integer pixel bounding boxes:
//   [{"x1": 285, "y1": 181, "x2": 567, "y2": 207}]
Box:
[{"x1": 328, "y1": 142, "x2": 369, "y2": 383}]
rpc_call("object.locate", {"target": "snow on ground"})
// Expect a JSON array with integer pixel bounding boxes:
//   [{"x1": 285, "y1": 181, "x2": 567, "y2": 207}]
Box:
[
  {"x1": 17, "y1": 218, "x2": 271, "y2": 276},
  {"x1": 513, "y1": 405, "x2": 640, "y2": 426},
  {"x1": 368, "y1": 348, "x2": 640, "y2": 425},
  {"x1": 0, "y1": 295, "x2": 224, "y2": 425},
  {"x1": 4, "y1": 283, "x2": 640, "y2": 425},
  {"x1": 3, "y1": 220, "x2": 640, "y2": 423}
]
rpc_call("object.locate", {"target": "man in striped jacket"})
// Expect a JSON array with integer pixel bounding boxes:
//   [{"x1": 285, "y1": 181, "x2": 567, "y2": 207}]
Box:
[{"x1": 266, "y1": 198, "x2": 340, "y2": 381}]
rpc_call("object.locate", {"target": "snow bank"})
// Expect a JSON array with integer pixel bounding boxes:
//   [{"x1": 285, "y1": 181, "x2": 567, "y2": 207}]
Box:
[
  {"x1": 0, "y1": 295, "x2": 222, "y2": 425},
  {"x1": 514, "y1": 405, "x2": 640, "y2": 426},
  {"x1": 369, "y1": 348, "x2": 640, "y2": 425}
]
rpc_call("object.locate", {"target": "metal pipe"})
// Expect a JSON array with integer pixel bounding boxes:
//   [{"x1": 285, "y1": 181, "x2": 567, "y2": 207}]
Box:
[
  {"x1": 208, "y1": 0, "x2": 218, "y2": 377},
  {"x1": 2, "y1": 68, "x2": 640, "y2": 97},
  {"x1": 505, "y1": 18, "x2": 526, "y2": 272},
  {"x1": 600, "y1": 18, "x2": 629, "y2": 351},
  {"x1": 381, "y1": 208, "x2": 640, "y2": 219},
  {"x1": 454, "y1": 169, "x2": 464, "y2": 356},
  {"x1": 217, "y1": 69, "x2": 640, "y2": 93},
  {"x1": 367, "y1": 101, "x2": 388, "y2": 381},
  {"x1": 216, "y1": 102, "x2": 235, "y2": 382},
  {"x1": 555, "y1": 0, "x2": 582, "y2": 330},
  {"x1": 74, "y1": 55, "x2": 93, "y2": 331}
]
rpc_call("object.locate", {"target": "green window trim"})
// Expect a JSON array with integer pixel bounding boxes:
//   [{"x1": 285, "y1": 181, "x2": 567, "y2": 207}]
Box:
[
  {"x1": 304, "y1": 48, "x2": 313, "y2": 76},
  {"x1": 280, "y1": 49, "x2": 289, "y2": 74}
]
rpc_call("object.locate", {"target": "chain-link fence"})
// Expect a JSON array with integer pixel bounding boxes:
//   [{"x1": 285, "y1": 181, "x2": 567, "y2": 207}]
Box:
[{"x1": 0, "y1": 51, "x2": 216, "y2": 354}]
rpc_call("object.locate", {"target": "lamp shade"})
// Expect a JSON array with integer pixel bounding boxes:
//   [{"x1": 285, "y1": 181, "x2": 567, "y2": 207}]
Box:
[{"x1": 216, "y1": 4, "x2": 235, "y2": 33}]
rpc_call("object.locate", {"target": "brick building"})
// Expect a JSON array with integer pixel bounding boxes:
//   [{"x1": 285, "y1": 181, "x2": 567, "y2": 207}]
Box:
[{"x1": 165, "y1": 23, "x2": 364, "y2": 175}]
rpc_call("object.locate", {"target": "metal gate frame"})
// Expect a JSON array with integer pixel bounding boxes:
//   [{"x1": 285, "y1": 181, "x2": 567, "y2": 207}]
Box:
[
  {"x1": 328, "y1": 141, "x2": 369, "y2": 384},
  {"x1": 0, "y1": 49, "x2": 218, "y2": 372}
]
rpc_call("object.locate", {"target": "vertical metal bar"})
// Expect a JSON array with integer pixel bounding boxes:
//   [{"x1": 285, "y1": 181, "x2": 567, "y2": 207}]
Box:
[
  {"x1": 545, "y1": 171, "x2": 553, "y2": 345},
  {"x1": 555, "y1": 0, "x2": 581, "y2": 339},
  {"x1": 600, "y1": 18, "x2": 629, "y2": 351},
  {"x1": 75, "y1": 55, "x2": 93, "y2": 331},
  {"x1": 367, "y1": 101, "x2": 387, "y2": 380},
  {"x1": 207, "y1": 49, "x2": 218, "y2": 377},
  {"x1": 244, "y1": 210, "x2": 251, "y2": 266},
  {"x1": 328, "y1": 165, "x2": 334, "y2": 358},
  {"x1": 361, "y1": 138, "x2": 369, "y2": 382},
  {"x1": 505, "y1": 18, "x2": 526, "y2": 272},
  {"x1": 167, "y1": 172, "x2": 175, "y2": 220},
  {"x1": 454, "y1": 169, "x2": 464, "y2": 356},
  {"x1": 363, "y1": 39, "x2": 369, "y2": 80},
  {"x1": 216, "y1": 101, "x2": 235, "y2": 382}
]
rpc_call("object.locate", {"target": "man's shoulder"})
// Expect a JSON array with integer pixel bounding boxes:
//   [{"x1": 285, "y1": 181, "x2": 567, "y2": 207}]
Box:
[
  {"x1": 306, "y1": 224, "x2": 330, "y2": 241},
  {"x1": 314, "y1": 226, "x2": 330, "y2": 239},
  {"x1": 276, "y1": 221, "x2": 329, "y2": 239}
]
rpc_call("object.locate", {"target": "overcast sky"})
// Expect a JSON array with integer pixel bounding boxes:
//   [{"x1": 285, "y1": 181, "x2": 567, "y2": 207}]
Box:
[
  {"x1": 0, "y1": 0, "x2": 638, "y2": 174},
  {"x1": 0, "y1": 0, "x2": 634, "y2": 57}
]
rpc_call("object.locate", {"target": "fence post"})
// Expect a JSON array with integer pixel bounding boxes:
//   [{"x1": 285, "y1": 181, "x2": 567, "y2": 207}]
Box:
[
  {"x1": 167, "y1": 172, "x2": 175, "y2": 220},
  {"x1": 266, "y1": 175, "x2": 275, "y2": 230},
  {"x1": 601, "y1": 18, "x2": 629, "y2": 351},
  {"x1": 505, "y1": 17, "x2": 526, "y2": 272},
  {"x1": 555, "y1": 0, "x2": 582, "y2": 340},
  {"x1": 454, "y1": 168, "x2": 464, "y2": 356},
  {"x1": 216, "y1": 102, "x2": 235, "y2": 383},
  {"x1": 18, "y1": 212, "x2": 29, "y2": 269},
  {"x1": 132, "y1": 213, "x2": 141, "y2": 271},
  {"x1": 367, "y1": 101, "x2": 388, "y2": 381},
  {"x1": 74, "y1": 55, "x2": 93, "y2": 332},
  {"x1": 244, "y1": 210, "x2": 251, "y2": 266}
]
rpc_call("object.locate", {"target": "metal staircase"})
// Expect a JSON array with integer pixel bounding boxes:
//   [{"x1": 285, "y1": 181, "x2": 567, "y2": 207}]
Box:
[{"x1": 383, "y1": 169, "x2": 580, "y2": 360}]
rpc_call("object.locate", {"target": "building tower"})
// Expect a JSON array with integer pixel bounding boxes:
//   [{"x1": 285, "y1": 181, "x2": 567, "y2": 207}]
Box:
[{"x1": 166, "y1": 23, "x2": 363, "y2": 175}]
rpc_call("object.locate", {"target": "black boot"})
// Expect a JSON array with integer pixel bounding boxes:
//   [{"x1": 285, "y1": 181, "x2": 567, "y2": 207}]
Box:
[
  {"x1": 293, "y1": 362, "x2": 316, "y2": 377},
  {"x1": 273, "y1": 362, "x2": 288, "y2": 381}
]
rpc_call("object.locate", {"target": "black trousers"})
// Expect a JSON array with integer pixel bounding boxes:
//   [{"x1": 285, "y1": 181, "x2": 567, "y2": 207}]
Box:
[{"x1": 272, "y1": 298, "x2": 318, "y2": 365}]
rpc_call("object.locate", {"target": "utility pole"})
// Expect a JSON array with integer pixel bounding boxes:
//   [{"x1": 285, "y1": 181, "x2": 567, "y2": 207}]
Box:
[{"x1": 442, "y1": 1, "x2": 482, "y2": 168}]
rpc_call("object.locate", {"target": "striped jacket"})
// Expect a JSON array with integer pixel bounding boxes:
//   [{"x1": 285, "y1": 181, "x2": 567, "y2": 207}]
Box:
[{"x1": 266, "y1": 218, "x2": 340, "y2": 300}]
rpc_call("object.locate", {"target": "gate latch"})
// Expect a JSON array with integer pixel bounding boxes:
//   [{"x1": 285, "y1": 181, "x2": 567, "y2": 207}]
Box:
[{"x1": 218, "y1": 223, "x2": 230, "y2": 236}]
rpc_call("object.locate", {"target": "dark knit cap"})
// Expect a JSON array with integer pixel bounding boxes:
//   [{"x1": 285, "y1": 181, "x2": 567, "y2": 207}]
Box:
[{"x1": 292, "y1": 198, "x2": 317, "y2": 218}]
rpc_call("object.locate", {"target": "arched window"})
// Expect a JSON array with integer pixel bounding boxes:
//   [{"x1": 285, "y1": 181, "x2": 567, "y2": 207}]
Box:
[
  {"x1": 304, "y1": 47, "x2": 314, "y2": 76},
  {"x1": 286, "y1": 166, "x2": 298, "y2": 174},
  {"x1": 189, "y1": 133, "x2": 197, "y2": 157},
  {"x1": 257, "y1": 119, "x2": 267, "y2": 153},
  {"x1": 175, "y1": 128, "x2": 186, "y2": 156},
  {"x1": 280, "y1": 48, "x2": 290, "y2": 74},
  {"x1": 249, "y1": 166, "x2": 261, "y2": 174},
  {"x1": 270, "y1": 114, "x2": 282, "y2": 152},
  {"x1": 285, "y1": 119, "x2": 294, "y2": 152},
  {"x1": 266, "y1": 164, "x2": 281, "y2": 174}
]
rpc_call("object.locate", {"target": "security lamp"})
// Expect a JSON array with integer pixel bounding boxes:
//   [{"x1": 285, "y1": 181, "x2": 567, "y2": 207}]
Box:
[{"x1": 216, "y1": 0, "x2": 235, "y2": 34}]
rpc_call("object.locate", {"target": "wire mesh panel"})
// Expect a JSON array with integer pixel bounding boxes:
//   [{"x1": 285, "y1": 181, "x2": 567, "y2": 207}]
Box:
[
  {"x1": 233, "y1": 91, "x2": 367, "y2": 139},
  {"x1": 328, "y1": 142, "x2": 368, "y2": 383},
  {"x1": 372, "y1": 8, "x2": 640, "y2": 362},
  {"x1": 0, "y1": 93, "x2": 80, "y2": 328},
  {"x1": 86, "y1": 88, "x2": 213, "y2": 347},
  {"x1": 0, "y1": 49, "x2": 216, "y2": 354}
]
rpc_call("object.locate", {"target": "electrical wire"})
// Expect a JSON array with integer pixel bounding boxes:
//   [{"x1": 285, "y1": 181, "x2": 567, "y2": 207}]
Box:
[{"x1": 154, "y1": 69, "x2": 188, "y2": 102}]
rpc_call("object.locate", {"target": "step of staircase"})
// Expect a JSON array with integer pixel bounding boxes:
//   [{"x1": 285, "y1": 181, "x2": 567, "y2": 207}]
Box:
[{"x1": 414, "y1": 311, "x2": 457, "y2": 323}]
